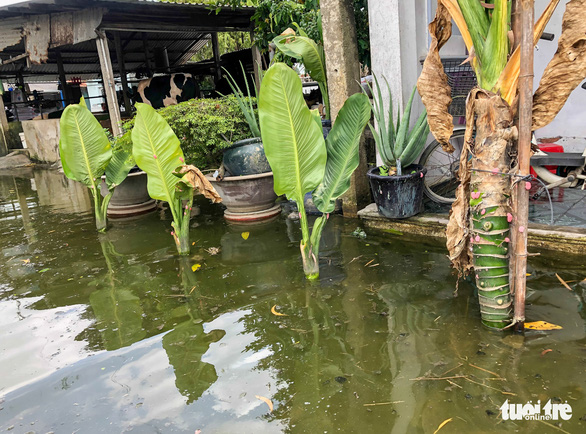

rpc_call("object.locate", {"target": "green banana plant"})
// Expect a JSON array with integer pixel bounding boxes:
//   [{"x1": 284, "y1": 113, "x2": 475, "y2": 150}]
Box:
[
  {"x1": 131, "y1": 103, "x2": 221, "y2": 255},
  {"x1": 259, "y1": 63, "x2": 370, "y2": 279},
  {"x1": 59, "y1": 97, "x2": 133, "y2": 232},
  {"x1": 364, "y1": 77, "x2": 429, "y2": 176},
  {"x1": 273, "y1": 30, "x2": 330, "y2": 119}
]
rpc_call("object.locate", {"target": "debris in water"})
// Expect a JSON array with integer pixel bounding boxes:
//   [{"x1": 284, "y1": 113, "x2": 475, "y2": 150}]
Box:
[
  {"x1": 255, "y1": 395, "x2": 273, "y2": 412},
  {"x1": 334, "y1": 376, "x2": 347, "y2": 384},
  {"x1": 241, "y1": 232, "x2": 250, "y2": 240},
  {"x1": 271, "y1": 305, "x2": 287, "y2": 316},
  {"x1": 351, "y1": 227, "x2": 367, "y2": 239},
  {"x1": 540, "y1": 349, "x2": 553, "y2": 356},
  {"x1": 555, "y1": 273, "x2": 573, "y2": 291},
  {"x1": 191, "y1": 264, "x2": 201, "y2": 272},
  {"x1": 525, "y1": 321, "x2": 562, "y2": 331},
  {"x1": 433, "y1": 418, "x2": 452, "y2": 434}
]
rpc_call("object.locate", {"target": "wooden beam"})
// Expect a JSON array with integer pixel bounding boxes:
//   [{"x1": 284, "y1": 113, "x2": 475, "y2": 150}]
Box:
[
  {"x1": 96, "y1": 31, "x2": 122, "y2": 137},
  {"x1": 250, "y1": 30, "x2": 261, "y2": 95},
  {"x1": 0, "y1": 96, "x2": 8, "y2": 156},
  {"x1": 211, "y1": 32, "x2": 221, "y2": 84},
  {"x1": 513, "y1": 0, "x2": 535, "y2": 332},
  {"x1": 114, "y1": 31, "x2": 132, "y2": 116}
]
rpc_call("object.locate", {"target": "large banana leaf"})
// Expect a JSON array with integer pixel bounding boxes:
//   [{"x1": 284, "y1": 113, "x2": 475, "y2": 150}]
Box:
[
  {"x1": 105, "y1": 145, "x2": 134, "y2": 190},
  {"x1": 59, "y1": 97, "x2": 111, "y2": 187},
  {"x1": 258, "y1": 63, "x2": 326, "y2": 204},
  {"x1": 312, "y1": 93, "x2": 371, "y2": 214},
  {"x1": 132, "y1": 103, "x2": 185, "y2": 218},
  {"x1": 273, "y1": 35, "x2": 327, "y2": 83}
]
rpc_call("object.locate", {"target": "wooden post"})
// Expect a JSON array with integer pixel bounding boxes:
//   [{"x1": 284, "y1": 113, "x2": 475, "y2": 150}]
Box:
[
  {"x1": 321, "y1": 0, "x2": 369, "y2": 217},
  {"x1": 142, "y1": 32, "x2": 153, "y2": 77},
  {"x1": 0, "y1": 96, "x2": 8, "y2": 156},
  {"x1": 513, "y1": 0, "x2": 535, "y2": 332},
  {"x1": 56, "y1": 50, "x2": 71, "y2": 106},
  {"x1": 211, "y1": 32, "x2": 222, "y2": 84},
  {"x1": 96, "y1": 31, "x2": 123, "y2": 137},
  {"x1": 114, "y1": 32, "x2": 132, "y2": 116},
  {"x1": 250, "y1": 30, "x2": 262, "y2": 95}
]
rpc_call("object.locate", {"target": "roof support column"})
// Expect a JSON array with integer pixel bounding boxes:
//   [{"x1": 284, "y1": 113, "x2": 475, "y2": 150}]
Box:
[
  {"x1": 211, "y1": 32, "x2": 222, "y2": 84},
  {"x1": 142, "y1": 33, "x2": 153, "y2": 77},
  {"x1": 56, "y1": 50, "x2": 71, "y2": 107},
  {"x1": 250, "y1": 30, "x2": 261, "y2": 95},
  {"x1": 114, "y1": 32, "x2": 132, "y2": 116},
  {"x1": 0, "y1": 96, "x2": 8, "y2": 156},
  {"x1": 321, "y1": 0, "x2": 368, "y2": 217},
  {"x1": 96, "y1": 31, "x2": 122, "y2": 137}
]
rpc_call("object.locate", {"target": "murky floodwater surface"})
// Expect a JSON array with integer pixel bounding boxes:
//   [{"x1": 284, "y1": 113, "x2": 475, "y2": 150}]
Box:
[{"x1": 0, "y1": 170, "x2": 585, "y2": 433}]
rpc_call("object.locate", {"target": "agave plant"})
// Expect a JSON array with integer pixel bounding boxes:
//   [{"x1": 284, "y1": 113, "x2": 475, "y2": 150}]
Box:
[
  {"x1": 273, "y1": 28, "x2": 330, "y2": 119},
  {"x1": 59, "y1": 97, "x2": 134, "y2": 232},
  {"x1": 223, "y1": 63, "x2": 261, "y2": 138},
  {"x1": 131, "y1": 103, "x2": 222, "y2": 255},
  {"x1": 259, "y1": 63, "x2": 370, "y2": 279},
  {"x1": 418, "y1": 0, "x2": 583, "y2": 329},
  {"x1": 365, "y1": 77, "x2": 430, "y2": 176}
]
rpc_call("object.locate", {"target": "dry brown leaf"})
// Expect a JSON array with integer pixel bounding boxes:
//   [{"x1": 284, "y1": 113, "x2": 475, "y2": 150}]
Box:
[
  {"x1": 176, "y1": 165, "x2": 222, "y2": 203},
  {"x1": 555, "y1": 273, "x2": 574, "y2": 291},
  {"x1": 417, "y1": 2, "x2": 454, "y2": 152},
  {"x1": 533, "y1": 0, "x2": 586, "y2": 130},
  {"x1": 255, "y1": 395, "x2": 274, "y2": 412}
]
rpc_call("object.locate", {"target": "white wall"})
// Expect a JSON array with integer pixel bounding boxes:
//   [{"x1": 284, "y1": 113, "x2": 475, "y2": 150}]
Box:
[{"x1": 534, "y1": 0, "x2": 585, "y2": 151}]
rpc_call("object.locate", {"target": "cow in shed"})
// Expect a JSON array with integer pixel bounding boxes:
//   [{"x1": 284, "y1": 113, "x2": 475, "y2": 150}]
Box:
[{"x1": 136, "y1": 73, "x2": 198, "y2": 109}]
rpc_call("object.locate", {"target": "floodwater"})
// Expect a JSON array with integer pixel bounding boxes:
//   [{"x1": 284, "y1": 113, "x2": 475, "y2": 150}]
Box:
[{"x1": 0, "y1": 169, "x2": 585, "y2": 434}]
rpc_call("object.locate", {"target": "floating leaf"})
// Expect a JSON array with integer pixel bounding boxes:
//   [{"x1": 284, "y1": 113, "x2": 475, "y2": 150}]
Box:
[
  {"x1": 541, "y1": 349, "x2": 553, "y2": 356},
  {"x1": 255, "y1": 395, "x2": 274, "y2": 412},
  {"x1": 241, "y1": 232, "x2": 250, "y2": 240},
  {"x1": 433, "y1": 418, "x2": 453, "y2": 434},
  {"x1": 525, "y1": 321, "x2": 562, "y2": 331},
  {"x1": 39, "y1": 268, "x2": 50, "y2": 273},
  {"x1": 21, "y1": 259, "x2": 31, "y2": 264},
  {"x1": 271, "y1": 305, "x2": 288, "y2": 317},
  {"x1": 555, "y1": 273, "x2": 573, "y2": 291},
  {"x1": 192, "y1": 264, "x2": 201, "y2": 272}
]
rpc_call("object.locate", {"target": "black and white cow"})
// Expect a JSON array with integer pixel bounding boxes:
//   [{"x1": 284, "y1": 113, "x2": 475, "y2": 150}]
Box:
[{"x1": 136, "y1": 73, "x2": 198, "y2": 109}]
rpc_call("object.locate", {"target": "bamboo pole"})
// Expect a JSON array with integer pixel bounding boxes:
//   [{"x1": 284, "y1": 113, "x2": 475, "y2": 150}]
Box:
[{"x1": 513, "y1": 0, "x2": 535, "y2": 332}]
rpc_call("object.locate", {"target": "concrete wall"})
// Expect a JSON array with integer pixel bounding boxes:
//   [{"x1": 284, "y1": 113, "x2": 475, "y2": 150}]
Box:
[
  {"x1": 534, "y1": 0, "x2": 585, "y2": 151},
  {"x1": 21, "y1": 118, "x2": 61, "y2": 163}
]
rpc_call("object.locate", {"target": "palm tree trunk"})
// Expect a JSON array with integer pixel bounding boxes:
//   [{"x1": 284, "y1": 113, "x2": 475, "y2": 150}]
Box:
[{"x1": 469, "y1": 90, "x2": 516, "y2": 329}]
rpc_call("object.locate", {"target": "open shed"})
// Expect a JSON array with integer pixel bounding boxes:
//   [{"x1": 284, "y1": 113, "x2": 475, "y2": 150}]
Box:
[{"x1": 0, "y1": 0, "x2": 258, "y2": 156}]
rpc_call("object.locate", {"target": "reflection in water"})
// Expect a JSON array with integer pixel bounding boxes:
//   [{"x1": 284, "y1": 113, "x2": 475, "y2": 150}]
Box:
[
  {"x1": 33, "y1": 169, "x2": 91, "y2": 213},
  {"x1": 0, "y1": 169, "x2": 584, "y2": 433}
]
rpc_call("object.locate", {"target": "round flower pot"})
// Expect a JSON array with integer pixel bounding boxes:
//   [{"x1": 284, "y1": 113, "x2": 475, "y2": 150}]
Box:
[
  {"x1": 100, "y1": 170, "x2": 157, "y2": 218},
  {"x1": 367, "y1": 165, "x2": 427, "y2": 219},
  {"x1": 206, "y1": 171, "x2": 279, "y2": 222},
  {"x1": 222, "y1": 138, "x2": 271, "y2": 176}
]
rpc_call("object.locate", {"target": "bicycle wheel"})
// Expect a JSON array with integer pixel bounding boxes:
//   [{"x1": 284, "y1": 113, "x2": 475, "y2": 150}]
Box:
[{"x1": 419, "y1": 129, "x2": 465, "y2": 204}]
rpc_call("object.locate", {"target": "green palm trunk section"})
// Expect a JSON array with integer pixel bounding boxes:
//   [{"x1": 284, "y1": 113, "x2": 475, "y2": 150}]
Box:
[
  {"x1": 91, "y1": 184, "x2": 113, "y2": 232},
  {"x1": 300, "y1": 213, "x2": 328, "y2": 280},
  {"x1": 172, "y1": 197, "x2": 194, "y2": 256},
  {"x1": 471, "y1": 208, "x2": 511, "y2": 329},
  {"x1": 468, "y1": 92, "x2": 515, "y2": 330}
]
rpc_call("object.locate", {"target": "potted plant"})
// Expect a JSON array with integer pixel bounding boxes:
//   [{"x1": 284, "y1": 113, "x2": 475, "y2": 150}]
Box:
[
  {"x1": 365, "y1": 77, "x2": 430, "y2": 219},
  {"x1": 259, "y1": 62, "x2": 371, "y2": 279},
  {"x1": 59, "y1": 97, "x2": 134, "y2": 232},
  {"x1": 99, "y1": 131, "x2": 157, "y2": 218},
  {"x1": 221, "y1": 65, "x2": 271, "y2": 176},
  {"x1": 209, "y1": 66, "x2": 279, "y2": 223},
  {"x1": 131, "y1": 103, "x2": 222, "y2": 255}
]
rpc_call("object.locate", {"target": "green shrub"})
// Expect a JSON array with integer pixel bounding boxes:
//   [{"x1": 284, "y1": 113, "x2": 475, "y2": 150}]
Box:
[{"x1": 117, "y1": 95, "x2": 252, "y2": 171}]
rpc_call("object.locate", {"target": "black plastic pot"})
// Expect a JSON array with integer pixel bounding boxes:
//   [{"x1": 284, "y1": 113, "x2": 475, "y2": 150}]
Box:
[
  {"x1": 222, "y1": 138, "x2": 271, "y2": 176},
  {"x1": 322, "y1": 119, "x2": 332, "y2": 139},
  {"x1": 367, "y1": 165, "x2": 427, "y2": 219}
]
